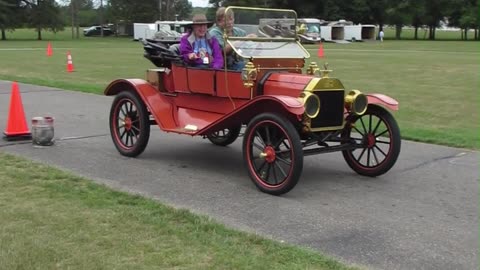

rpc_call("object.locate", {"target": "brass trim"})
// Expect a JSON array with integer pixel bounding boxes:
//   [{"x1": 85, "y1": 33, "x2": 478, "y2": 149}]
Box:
[
  {"x1": 304, "y1": 78, "x2": 321, "y2": 92},
  {"x1": 304, "y1": 78, "x2": 345, "y2": 91}
]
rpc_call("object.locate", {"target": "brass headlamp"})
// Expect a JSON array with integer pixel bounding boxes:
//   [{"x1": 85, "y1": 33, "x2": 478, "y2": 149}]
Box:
[{"x1": 345, "y1": 89, "x2": 368, "y2": 115}]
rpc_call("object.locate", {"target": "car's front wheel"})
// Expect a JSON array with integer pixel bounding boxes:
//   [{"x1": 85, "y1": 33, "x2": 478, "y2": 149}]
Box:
[
  {"x1": 243, "y1": 113, "x2": 303, "y2": 195},
  {"x1": 109, "y1": 91, "x2": 150, "y2": 157},
  {"x1": 342, "y1": 105, "x2": 401, "y2": 176}
]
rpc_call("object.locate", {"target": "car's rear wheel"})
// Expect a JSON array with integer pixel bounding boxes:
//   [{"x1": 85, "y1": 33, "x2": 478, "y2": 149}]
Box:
[
  {"x1": 243, "y1": 113, "x2": 303, "y2": 195},
  {"x1": 207, "y1": 126, "x2": 241, "y2": 146},
  {"x1": 342, "y1": 105, "x2": 401, "y2": 176},
  {"x1": 109, "y1": 91, "x2": 150, "y2": 157}
]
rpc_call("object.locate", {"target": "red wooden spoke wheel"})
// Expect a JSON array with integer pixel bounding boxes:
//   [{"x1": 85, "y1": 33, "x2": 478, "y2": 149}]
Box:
[
  {"x1": 342, "y1": 105, "x2": 401, "y2": 177},
  {"x1": 243, "y1": 113, "x2": 303, "y2": 195},
  {"x1": 109, "y1": 91, "x2": 150, "y2": 157}
]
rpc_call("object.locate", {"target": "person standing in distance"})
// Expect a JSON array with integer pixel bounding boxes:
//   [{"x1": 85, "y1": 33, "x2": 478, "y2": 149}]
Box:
[{"x1": 379, "y1": 29, "x2": 384, "y2": 42}]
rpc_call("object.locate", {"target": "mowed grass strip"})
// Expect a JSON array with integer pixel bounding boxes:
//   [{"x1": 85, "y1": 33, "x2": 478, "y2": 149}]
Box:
[
  {"x1": 0, "y1": 153, "x2": 359, "y2": 270},
  {"x1": 0, "y1": 29, "x2": 478, "y2": 149}
]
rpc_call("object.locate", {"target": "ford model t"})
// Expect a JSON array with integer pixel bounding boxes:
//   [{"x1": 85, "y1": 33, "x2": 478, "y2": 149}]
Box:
[{"x1": 105, "y1": 7, "x2": 401, "y2": 195}]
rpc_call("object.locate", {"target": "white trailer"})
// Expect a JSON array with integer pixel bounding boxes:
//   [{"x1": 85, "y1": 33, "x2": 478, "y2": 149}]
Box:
[
  {"x1": 320, "y1": 25, "x2": 345, "y2": 42},
  {"x1": 344, "y1": 24, "x2": 376, "y2": 41},
  {"x1": 133, "y1": 23, "x2": 157, "y2": 41}
]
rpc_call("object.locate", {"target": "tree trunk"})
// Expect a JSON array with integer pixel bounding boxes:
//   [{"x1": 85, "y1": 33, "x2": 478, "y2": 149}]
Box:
[
  {"x1": 37, "y1": 29, "x2": 42, "y2": 40},
  {"x1": 414, "y1": 26, "x2": 418, "y2": 40},
  {"x1": 475, "y1": 28, "x2": 478, "y2": 40},
  {"x1": 429, "y1": 26, "x2": 436, "y2": 40},
  {"x1": 395, "y1": 24, "x2": 402, "y2": 40},
  {"x1": 1, "y1": 28, "x2": 6, "y2": 40},
  {"x1": 461, "y1": 29, "x2": 464, "y2": 40},
  {"x1": 464, "y1": 28, "x2": 468, "y2": 40}
]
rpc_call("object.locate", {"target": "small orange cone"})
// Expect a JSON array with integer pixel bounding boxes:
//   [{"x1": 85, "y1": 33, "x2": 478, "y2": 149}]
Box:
[
  {"x1": 46, "y1": 42, "x2": 53, "y2": 56},
  {"x1": 3, "y1": 82, "x2": 31, "y2": 141},
  {"x1": 66, "y1": 51, "x2": 74, "y2": 72},
  {"x1": 317, "y1": 42, "x2": 324, "y2": 58}
]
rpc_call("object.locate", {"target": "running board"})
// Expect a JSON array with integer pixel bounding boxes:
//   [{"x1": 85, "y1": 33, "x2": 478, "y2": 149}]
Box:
[{"x1": 303, "y1": 143, "x2": 362, "y2": 156}]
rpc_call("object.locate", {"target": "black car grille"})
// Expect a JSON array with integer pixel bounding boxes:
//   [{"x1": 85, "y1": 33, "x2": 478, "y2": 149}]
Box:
[{"x1": 310, "y1": 90, "x2": 345, "y2": 129}]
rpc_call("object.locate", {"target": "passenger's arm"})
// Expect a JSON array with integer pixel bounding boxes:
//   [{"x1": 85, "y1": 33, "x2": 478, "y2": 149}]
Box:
[
  {"x1": 210, "y1": 37, "x2": 224, "y2": 69},
  {"x1": 179, "y1": 37, "x2": 197, "y2": 64}
]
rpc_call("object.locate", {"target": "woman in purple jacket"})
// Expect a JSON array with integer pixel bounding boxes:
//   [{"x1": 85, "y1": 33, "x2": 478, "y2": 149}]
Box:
[{"x1": 179, "y1": 14, "x2": 224, "y2": 69}]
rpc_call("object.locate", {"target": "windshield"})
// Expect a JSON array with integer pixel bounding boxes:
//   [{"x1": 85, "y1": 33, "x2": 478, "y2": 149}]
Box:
[
  {"x1": 225, "y1": 7, "x2": 310, "y2": 59},
  {"x1": 306, "y1": 23, "x2": 320, "y2": 33}
]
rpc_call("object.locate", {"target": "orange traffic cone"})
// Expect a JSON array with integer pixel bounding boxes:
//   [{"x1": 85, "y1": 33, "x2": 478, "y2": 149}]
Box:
[
  {"x1": 66, "y1": 51, "x2": 74, "y2": 72},
  {"x1": 3, "y1": 82, "x2": 31, "y2": 141},
  {"x1": 46, "y1": 42, "x2": 53, "y2": 56},
  {"x1": 317, "y1": 42, "x2": 324, "y2": 58}
]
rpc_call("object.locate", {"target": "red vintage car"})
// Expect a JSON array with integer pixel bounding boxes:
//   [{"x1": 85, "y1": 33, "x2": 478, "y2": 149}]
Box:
[{"x1": 104, "y1": 7, "x2": 401, "y2": 195}]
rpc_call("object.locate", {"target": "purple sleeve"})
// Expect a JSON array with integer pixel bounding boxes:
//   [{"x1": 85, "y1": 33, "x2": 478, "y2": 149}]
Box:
[
  {"x1": 179, "y1": 35, "x2": 192, "y2": 64},
  {"x1": 210, "y1": 37, "x2": 224, "y2": 69}
]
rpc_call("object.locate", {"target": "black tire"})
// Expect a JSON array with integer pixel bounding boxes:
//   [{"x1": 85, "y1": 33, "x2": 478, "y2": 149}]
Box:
[
  {"x1": 243, "y1": 113, "x2": 303, "y2": 195},
  {"x1": 342, "y1": 105, "x2": 401, "y2": 177},
  {"x1": 207, "y1": 126, "x2": 241, "y2": 146},
  {"x1": 109, "y1": 91, "x2": 150, "y2": 157}
]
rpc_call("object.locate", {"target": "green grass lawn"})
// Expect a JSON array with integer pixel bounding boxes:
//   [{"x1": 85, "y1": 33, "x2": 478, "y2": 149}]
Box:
[
  {"x1": 0, "y1": 28, "x2": 478, "y2": 150},
  {"x1": 0, "y1": 153, "x2": 358, "y2": 270}
]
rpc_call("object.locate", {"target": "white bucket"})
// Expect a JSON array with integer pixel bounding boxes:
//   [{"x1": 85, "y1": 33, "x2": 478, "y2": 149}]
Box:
[{"x1": 32, "y1": 116, "x2": 55, "y2": 146}]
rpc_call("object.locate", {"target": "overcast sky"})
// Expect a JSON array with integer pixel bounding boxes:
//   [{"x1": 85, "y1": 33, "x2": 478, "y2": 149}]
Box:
[{"x1": 190, "y1": 0, "x2": 209, "y2": 7}]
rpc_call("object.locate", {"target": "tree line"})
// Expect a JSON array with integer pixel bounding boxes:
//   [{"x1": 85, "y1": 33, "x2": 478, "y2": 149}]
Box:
[{"x1": 0, "y1": 0, "x2": 478, "y2": 40}]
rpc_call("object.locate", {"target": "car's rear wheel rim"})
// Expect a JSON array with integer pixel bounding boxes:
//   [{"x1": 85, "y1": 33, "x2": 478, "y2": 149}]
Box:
[{"x1": 113, "y1": 98, "x2": 141, "y2": 149}]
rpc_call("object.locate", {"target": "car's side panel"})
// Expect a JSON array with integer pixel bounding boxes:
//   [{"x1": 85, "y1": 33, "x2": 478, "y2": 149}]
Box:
[
  {"x1": 367, "y1": 93, "x2": 399, "y2": 111},
  {"x1": 171, "y1": 64, "x2": 189, "y2": 92},
  {"x1": 172, "y1": 93, "x2": 249, "y2": 114},
  {"x1": 187, "y1": 68, "x2": 215, "y2": 95},
  {"x1": 215, "y1": 70, "x2": 251, "y2": 99}
]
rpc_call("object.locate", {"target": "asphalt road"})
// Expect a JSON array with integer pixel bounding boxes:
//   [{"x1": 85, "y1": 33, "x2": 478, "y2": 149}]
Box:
[{"x1": 0, "y1": 81, "x2": 477, "y2": 270}]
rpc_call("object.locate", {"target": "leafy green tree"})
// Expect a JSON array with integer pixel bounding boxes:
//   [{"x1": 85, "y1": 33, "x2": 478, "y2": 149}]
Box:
[
  {"x1": 173, "y1": 0, "x2": 193, "y2": 21},
  {"x1": 423, "y1": 0, "x2": 451, "y2": 39},
  {"x1": 385, "y1": 0, "x2": 411, "y2": 39},
  {"x1": 109, "y1": 0, "x2": 157, "y2": 22},
  {"x1": 409, "y1": 0, "x2": 426, "y2": 39},
  {"x1": 0, "y1": 0, "x2": 23, "y2": 40},
  {"x1": 23, "y1": 0, "x2": 64, "y2": 40}
]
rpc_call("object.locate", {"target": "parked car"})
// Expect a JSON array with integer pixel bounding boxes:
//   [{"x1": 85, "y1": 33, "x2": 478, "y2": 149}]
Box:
[
  {"x1": 104, "y1": 6, "x2": 401, "y2": 195},
  {"x1": 83, "y1": 26, "x2": 114, "y2": 37}
]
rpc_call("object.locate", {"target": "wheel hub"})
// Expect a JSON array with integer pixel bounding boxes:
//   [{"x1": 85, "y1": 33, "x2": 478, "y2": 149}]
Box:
[
  {"x1": 124, "y1": 117, "x2": 132, "y2": 131},
  {"x1": 366, "y1": 133, "x2": 376, "y2": 148},
  {"x1": 263, "y1": 146, "x2": 276, "y2": 163}
]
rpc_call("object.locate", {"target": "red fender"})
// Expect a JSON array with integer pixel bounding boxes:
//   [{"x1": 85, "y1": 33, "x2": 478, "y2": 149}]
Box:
[
  {"x1": 366, "y1": 93, "x2": 399, "y2": 111},
  {"x1": 105, "y1": 79, "x2": 178, "y2": 130}
]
